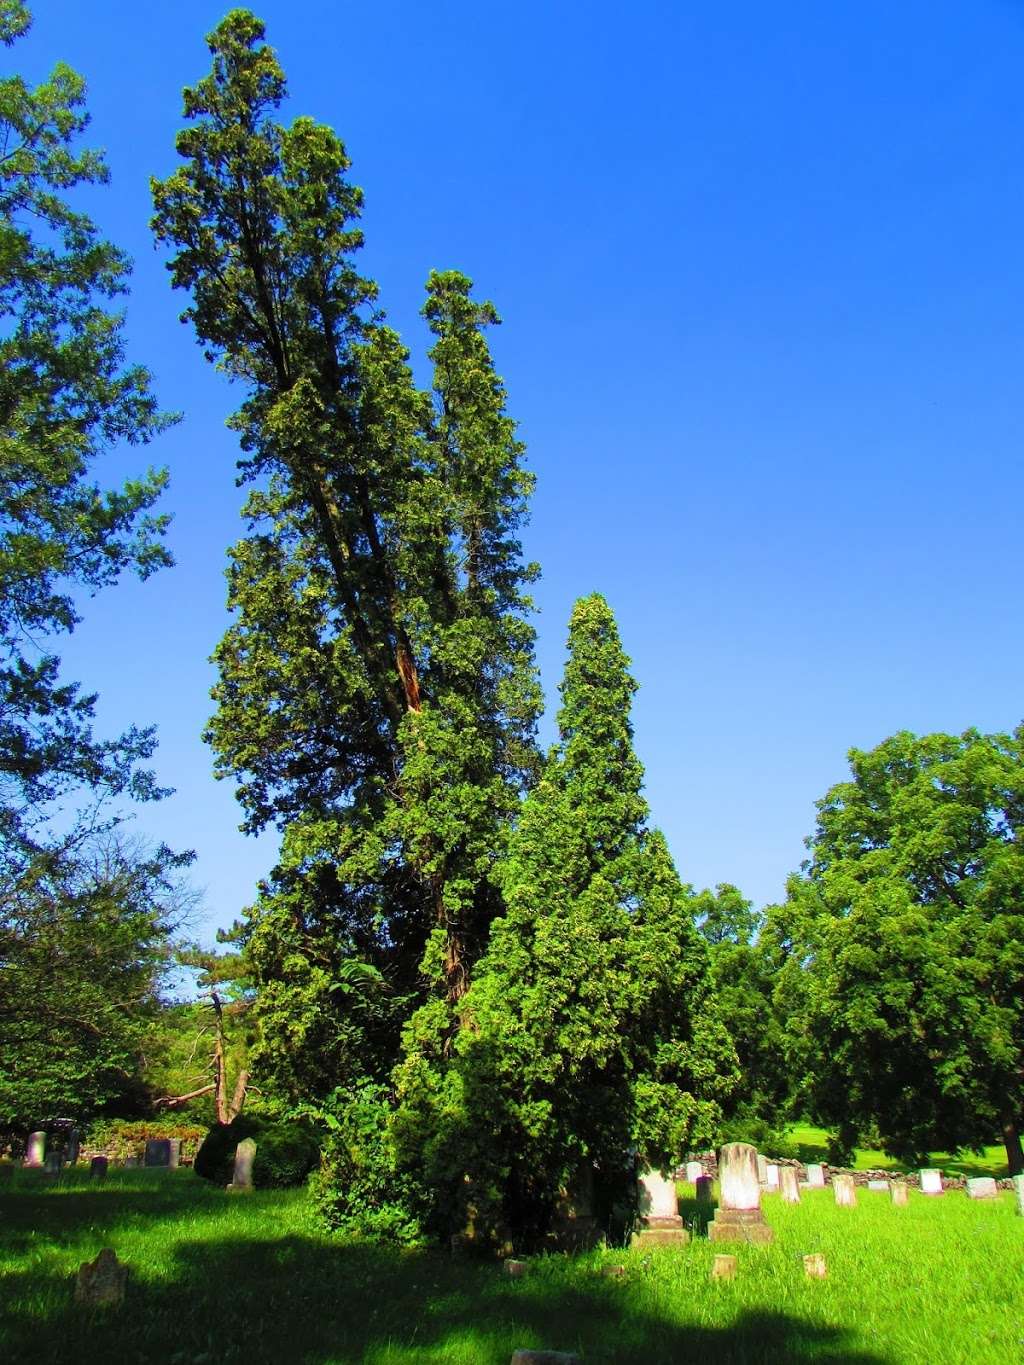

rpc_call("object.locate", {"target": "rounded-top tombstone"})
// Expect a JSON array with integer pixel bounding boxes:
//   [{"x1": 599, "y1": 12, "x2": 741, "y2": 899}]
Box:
[{"x1": 24, "y1": 1131, "x2": 46, "y2": 1167}]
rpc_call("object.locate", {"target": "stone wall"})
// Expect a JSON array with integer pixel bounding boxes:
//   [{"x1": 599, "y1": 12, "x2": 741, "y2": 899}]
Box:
[{"x1": 679, "y1": 1151, "x2": 1016, "y2": 1192}]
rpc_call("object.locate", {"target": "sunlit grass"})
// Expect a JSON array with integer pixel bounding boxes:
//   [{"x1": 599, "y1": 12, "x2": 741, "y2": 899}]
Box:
[
  {"x1": 784, "y1": 1123, "x2": 1009, "y2": 1178},
  {"x1": 1, "y1": 1165, "x2": 1021, "y2": 1363}
]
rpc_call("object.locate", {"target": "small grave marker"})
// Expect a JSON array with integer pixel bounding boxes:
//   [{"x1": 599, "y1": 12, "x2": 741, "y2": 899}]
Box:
[
  {"x1": 805, "y1": 1163, "x2": 825, "y2": 1188},
  {"x1": 504, "y1": 1259, "x2": 528, "y2": 1278},
  {"x1": 867, "y1": 1179, "x2": 888, "y2": 1192},
  {"x1": 919, "y1": 1169, "x2": 943, "y2": 1195},
  {"x1": 90, "y1": 1156, "x2": 108, "y2": 1180},
  {"x1": 74, "y1": 1249, "x2": 127, "y2": 1308},
  {"x1": 711, "y1": 1254, "x2": 737, "y2": 1280},
  {"x1": 890, "y1": 1182, "x2": 908, "y2": 1206},
  {"x1": 832, "y1": 1173, "x2": 856, "y2": 1207},
  {"x1": 779, "y1": 1167, "x2": 801, "y2": 1204},
  {"x1": 803, "y1": 1253, "x2": 827, "y2": 1279}
]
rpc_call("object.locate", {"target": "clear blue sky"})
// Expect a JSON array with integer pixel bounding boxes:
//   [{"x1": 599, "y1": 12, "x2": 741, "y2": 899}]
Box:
[{"x1": 15, "y1": 0, "x2": 1024, "y2": 938}]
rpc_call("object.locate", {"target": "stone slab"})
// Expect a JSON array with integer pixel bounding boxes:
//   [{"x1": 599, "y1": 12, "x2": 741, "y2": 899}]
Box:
[
  {"x1": 805, "y1": 1163, "x2": 825, "y2": 1188},
  {"x1": 919, "y1": 1169, "x2": 943, "y2": 1195},
  {"x1": 965, "y1": 1177, "x2": 998, "y2": 1200}
]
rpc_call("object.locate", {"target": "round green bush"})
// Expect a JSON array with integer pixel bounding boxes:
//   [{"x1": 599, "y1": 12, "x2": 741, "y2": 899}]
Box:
[{"x1": 193, "y1": 1114, "x2": 318, "y2": 1188}]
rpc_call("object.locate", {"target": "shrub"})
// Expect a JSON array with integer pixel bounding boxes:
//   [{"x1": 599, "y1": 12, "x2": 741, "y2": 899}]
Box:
[{"x1": 193, "y1": 1114, "x2": 319, "y2": 1188}]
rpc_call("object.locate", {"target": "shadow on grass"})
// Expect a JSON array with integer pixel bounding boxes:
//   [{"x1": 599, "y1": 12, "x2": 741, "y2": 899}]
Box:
[
  {"x1": 0, "y1": 1232, "x2": 894, "y2": 1365},
  {"x1": 678, "y1": 1192, "x2": 717, "y2": 1236}
]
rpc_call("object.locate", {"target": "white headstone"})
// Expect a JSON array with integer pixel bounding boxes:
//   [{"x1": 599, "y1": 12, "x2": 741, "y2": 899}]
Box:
[
  {"x1": 833, "y1": 1173, "x2": 857, "y2": 1207},
  {"x1": 24, "y1": 1131, "x2": 46, "y2": 1167},
  {"x1": 719, "y1": 1143, "x2": 761, "y2": 1211},
  {"x1": 638, "y1": 1169, "x2": 679, "y2": 1219},
  {"x1": 766, "y1": 1163, "x2": 779, "y2": 1188},
  {"x1": 1013, "y1": 1173, "x2": 1024, "y2": 1216},
  {"x1": 890, "y1": 1181, "x2": 908, "y2": 1206},
  {"x1": 229, "y1": 1137, "x2": 257, "y2": 1191},
  {"x1": 965, "y1": 1176, "x2": 998, "y2": 1199},
  {"x1": 805, "y1": 1163, "x2": 825, "y2": 1188},
  {"x1": 756, "y1": 1153, "x2": 768, "y2": 1185},
  {"x1": 867, "y1": 1179, "x2": 888, "y2": 1192},
  {"x1": 779, "y1": 1166, "x2": 801, "y2": 1203},
  {"x1": 919, "y1": 1169, "x2": 943, "y2": 1195},
  {"x1": 685, "y1": 1161, "x2": 703, "y2": 1184}
]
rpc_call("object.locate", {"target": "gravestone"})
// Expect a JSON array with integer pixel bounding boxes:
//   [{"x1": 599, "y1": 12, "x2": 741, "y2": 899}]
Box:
[
  {"x1": 965, "y1": 1177, "x2": 998, "y2": 1200},
  {"x1": 867, "y1": 1179, "x2": 889, "y2": 1192},
  {"x1": 711, "y1": 1254, "x2": 737, "y2": 1280},
  {"x1": 1013, "y1": 1174, "x2": 1024, "y2": 1216},
  {"x1": 833, "y1": 1173, "x2": 856, "y2": 1207},
  {"x1": 67, "y1": 1130, "x2": 80, "y2": 1164},
  {"x1": 756, "y1": 1153, "x2": 768, "y2": 1186},
  {"x1": 554, "y1": 1162, "x2": 599, "y2": 1249},
  {"x1": 805, "y1": 1163, "x2": 825, "y2": 1188},
  {"x1": 685, "y1": 1161, "x2": 703, "y2": 1184},
  {"x1": 632, "y1": 1169, "x2": 688, "y2": 1247},
  {"x1": 695, "y1": 1175, "x2": 714, "y2": 1203},
  {"x1": 766, "y1": 1163, "x2": 779, "y2": 1189},
  {"x1": 24, "y1": 1131, "x2": 46, "y2": 1167},
  {"x1": 227, "y1": 1137, "x2": 257, "y2": 1192},
  {"x1": 890, "y1": 1182, "x2": 908, "y2": 1206},
  {"x1": 43, "y1": 1152, "x2": 63, "y2": 1178},
  {"x1": 144, "y1": 1139, "x2": 171, "y2": 1169},
  {"x1": 919, "y1": 1169, "x2": 943, "y2": 1195},
  {"x1": 708, "y1": 1143, "x2": 774, "y2": 1244},
  {"x1": 90, "y1": 1156, "x2": 109, "y2": 1180},
  {"x1": 167, "y1": 1138, "x2": 181, "y2": 1169},
  {"x1": 504, "y1": 1259, "x2": 528, "y2": 1278},
  {"x1": 779, "y1": 1166, "x2": 801, "y2": 1203},
  {"x1": 803, "y1": 1253, "x2": 827, "y2": 1279},
  {"x1": 74, "y1": 1248, "x2": 127, "y2": 1308}
]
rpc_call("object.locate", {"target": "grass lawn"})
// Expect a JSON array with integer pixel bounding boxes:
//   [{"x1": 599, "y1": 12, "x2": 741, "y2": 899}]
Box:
[
  {"x1": 784, "y1": 1124, "x2": 1010, "y2": 1179},
  {"x1": 1, "y1": 1166, "x2": 1021, "y2": 1364}
]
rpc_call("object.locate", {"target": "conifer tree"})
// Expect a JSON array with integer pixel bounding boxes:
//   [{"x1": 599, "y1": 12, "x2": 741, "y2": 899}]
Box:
[
  {"x1": 151, "y1": 12, "x2": 540, "y2": 1107},
  {"x1": 390, "y1": 595, "x2": 737, "y2": 1245}
]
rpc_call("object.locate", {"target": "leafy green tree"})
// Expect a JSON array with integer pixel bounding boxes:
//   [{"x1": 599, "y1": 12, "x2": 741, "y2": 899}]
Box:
[
  {"x1": 693, "y1": 883, "x2": 793, "y2": 1141},
  {"x1": 0, "y1": 1, "x2": 173, "y2": 863},
  {"x1": 771, "y1": 728, "x2": 1024, "y2": 1173},
  {"x1": 0, "y1": 834, "x2": 194, "y2": 1127},
  {"x1": 387, "y1": 596, "x2": 738, "y2": 1245},
  {"x1": 151, "y1": 11, "x2": 540, "y2": 1109}
]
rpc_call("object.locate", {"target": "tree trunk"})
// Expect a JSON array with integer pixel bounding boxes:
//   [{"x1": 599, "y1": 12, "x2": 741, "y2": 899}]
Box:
[
  {"x1": 212, "y1": 992, "x2": 230, "y2": 1125},
  {"x1": 228, "y1": 1069, "x2": 249, "y2": 1120},
  {"x1": 1002, "y1": 1110, "x2": 1024, "y2": 1176}
]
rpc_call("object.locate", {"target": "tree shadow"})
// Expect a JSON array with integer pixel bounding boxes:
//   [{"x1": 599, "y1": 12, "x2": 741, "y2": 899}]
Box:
[
  {"x1": 678, "y1": 1192, "x2": 717, "y2": 1236},
  {"x1": 0, "y1": 1232, "x2": 895, "y2": 1365}
]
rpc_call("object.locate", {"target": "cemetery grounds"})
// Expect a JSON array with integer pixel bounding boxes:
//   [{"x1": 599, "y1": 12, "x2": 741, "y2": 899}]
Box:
[{"x1": 1, "y1": 1163, "x2": 1022, "y2": 1365}]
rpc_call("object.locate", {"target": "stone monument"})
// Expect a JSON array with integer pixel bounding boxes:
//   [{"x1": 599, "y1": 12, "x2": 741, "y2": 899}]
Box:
[
  {"x1": 766, "y1": 1163, "x2": 779, "y2": 1189},
  {"x1": 779, "y1": 1166, "x2": 801, "y2": 1203},
  {"x1": 890, "y1": 1181, "x2": 908, "y2": 1206},
  {"x1": 965, "y1": 1177, "x2": 997, "y2": 1200},
  {"x1": 90, "y1": 1156, "x2": 109, "y2": 1180},
  {"x1": 24, "y1": 1131, "x2": 46, "y2": 1167},
  {"x1": 144, "y1": 1139, "x2": 171, "y2": 1168},
  {"x1": 227, "y1": 1137, "x2": 257, "y2": 1192},
  {"x1": 1013, "y1": 1173, "x2": 1024, "y2": 1216},
  {"x1": 833, "y1": 1173, "x2": 857, "y2": 1207},
  {"x1": 632, "y1": 1168, "x2": 688, "y2": 1247},
  {"x1": 708, "y1": 1143, "x2": 773, "y2": 1244},
  {"x1": 919, "y1": 1169, "x2": 943, "y2": 1195},
  {"x1": 805, "y1": 1163, "x2": 825, "y2": 1188},
  {"x1": 168, "y1": 1138, "x2": 181, "y2": 1169}
]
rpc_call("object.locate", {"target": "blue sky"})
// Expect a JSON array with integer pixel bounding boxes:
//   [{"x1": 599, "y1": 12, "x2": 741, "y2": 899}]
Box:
[{"x1": 13, "y1": 0, "x2": 1024, "y2": 936}]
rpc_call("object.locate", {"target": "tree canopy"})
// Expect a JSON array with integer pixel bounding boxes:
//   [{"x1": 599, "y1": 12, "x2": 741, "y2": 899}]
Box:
[{"x1": 770, "y1": 727, "x2": 1024, "y2": 1173}]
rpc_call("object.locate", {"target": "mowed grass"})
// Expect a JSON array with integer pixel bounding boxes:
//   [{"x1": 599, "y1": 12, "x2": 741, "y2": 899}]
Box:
[
  {"x1": 1, "y1": 1167, "x2": 1021, "y2": 1364},
  {"x1": 784, "y1": 1124, "x2": 1010, "y2": 1179}
]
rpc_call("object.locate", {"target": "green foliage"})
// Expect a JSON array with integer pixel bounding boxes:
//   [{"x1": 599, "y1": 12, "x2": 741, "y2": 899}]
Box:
[
  {"x1": 770, "y1": 727, "x2": 1024, "y2": 1173},
  {"x1": 389, "y1": 596, "x2": 739, "y2": 1245},
  {"x1": 0, "y1": 834, "x2": 195, "y2": 1129},
  {"x1": 83, "y1": 1117, "x2": 206, "y2": 1164},
  {"x1": 151, "y1": 10, "x2": 541, "y2": 1115},
  {"x1": 194, "y1": 1113, "x2": 318, "y2": 1189},
  {"x1": 312, "y1": 1085, "x2": 424, "y2": 1244}
]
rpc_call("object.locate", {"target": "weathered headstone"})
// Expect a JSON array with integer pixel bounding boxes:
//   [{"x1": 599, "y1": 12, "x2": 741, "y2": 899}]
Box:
[
  {"x1": 90, "y1": 1156, "x2": 109, "y2": 1180},
  {"x1": 227, "y1": 1136, "x2": 257, "y2": 1192},
  {"x1": 867, "y1": 1179, "x2": 889, "y2": 1192},
  {"x1": 167, "y1": 1138, "x2": 181, "y2": 1169},
  {"x1": 805, "y1": 1163, "x2": 825, "y2": 1188},
  {"x1": 803, "y1": 1253, "x2": 827, "y2": 1279},
  {"x1": 685, "y1": 1160, "x2": 703, "y2": 1184},
  {"x1": 74, "y1": 1248, "x2": 127, "y2": 1308},
  {"x1": 43, "y1": 1152, "x2": 63, "y2": 1178},
  {"x1": 708, "y1": 1142, "x2": 774, "y2": 1244},
  {"x1": 890, "y1": 1182, "x2": 908, "y2": 1206},
  {"x1": 711, "y1": 1253, "x2": 737, "y2": 1280},
  {"x1": 965, "y1": 1176, "x2": 998, "y2": 1200},
  {"x1": 919, "y1": 1169, "x2": 943, "y2": 1195},
  {"x1": 695, "y1": 1175, "x2": 714, "y2": 1203},
  {"x1": 510, "y1": 1352, "x2": 581, "y2": 1365},
  {"x1": 24, "y1": 1131, "x2": 46, "y2": 1167},
  {"x1": 756, "y1": 1153, "x2": 768, "y2": 1186},
  {"x1": 1013, "y1": 1173, "x2": 1024, "y2": 1216},
  {"x1": 144, "y1": 1138, "x2": 171, "y2": 1169},
  {"x1": 632, "y1": 1168, "x2": 688, "y2": 1246},
  {"x1": 504, "y1": 1259, "x2": 528, "y2": 1278},
  {"x1": 67, "y1": 1130, "x2": 80, "y2": 1164},
  {"x1": 553, "y1": 1162, "x2": 599, "y2": 1249},
  {"x1": 765, "y1": 1163, "x2": 779, "y2": 1189},
  {"x1": 833, "y1": 1173, "x2": 857, "y2": 1207},
  {"x1": 779, "y1": 1166, "x2": 801, "y2": 1204}
]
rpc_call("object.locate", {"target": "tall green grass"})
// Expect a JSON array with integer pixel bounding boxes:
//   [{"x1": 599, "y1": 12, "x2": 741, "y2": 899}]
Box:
[{"x1": 1, "y1": 1166, "x2": 1021, "y2": 1363}]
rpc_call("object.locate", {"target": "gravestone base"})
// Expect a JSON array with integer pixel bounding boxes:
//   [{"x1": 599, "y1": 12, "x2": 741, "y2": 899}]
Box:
[
  {"x1": 708, "y1": 1208, "x2": 774, "y2": 1244},
  {"x1": 632, "y1": 1214, "x2": 689, "y2": 1248}
]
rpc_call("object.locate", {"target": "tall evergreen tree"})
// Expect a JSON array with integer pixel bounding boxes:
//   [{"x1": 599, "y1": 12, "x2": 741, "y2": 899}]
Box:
[
  {"x1": 151, "y1": 12, "x2": 540, "y2": 1109},
  {"x1": 389, "y1": 595, "x2": 737, "y2": 1245}
]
